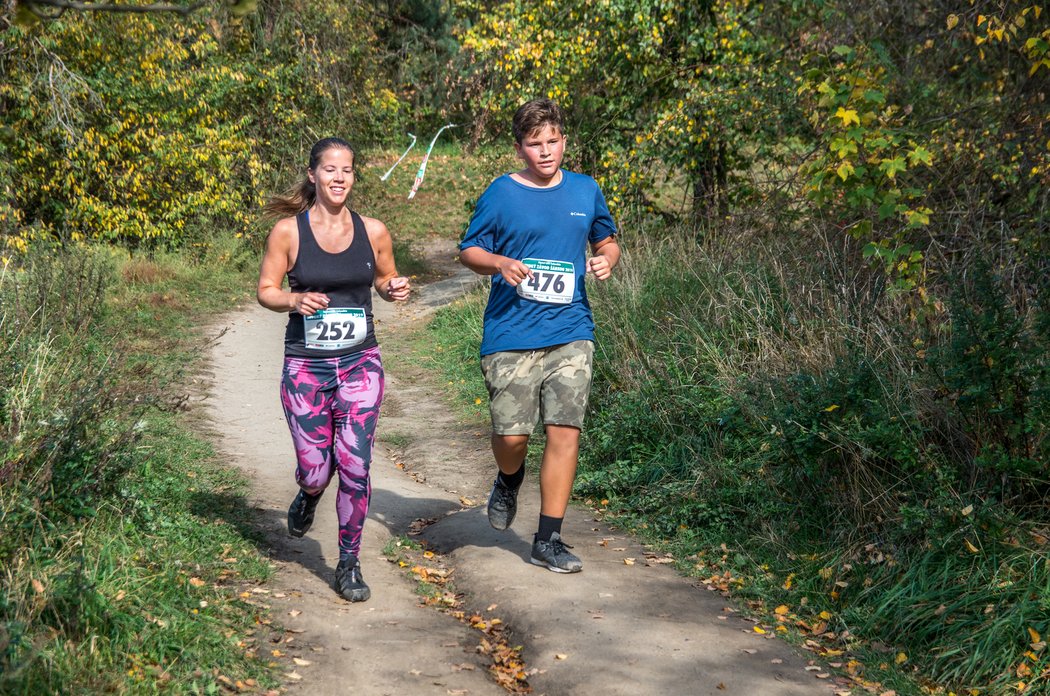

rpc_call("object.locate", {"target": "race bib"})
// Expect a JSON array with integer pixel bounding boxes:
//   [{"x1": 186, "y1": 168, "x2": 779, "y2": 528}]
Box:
[
  {"x1": 303, "y1": 307, "x2": 367, "y2": 350},
  {"x1": 516, "y1": 258, "x2": 575, "y2": 305}
]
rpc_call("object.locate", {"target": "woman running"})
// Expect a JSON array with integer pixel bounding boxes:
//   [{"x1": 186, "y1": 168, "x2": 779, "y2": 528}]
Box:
[{"x1": 257, "y1": 137, "x2": 411, "y2": 602}]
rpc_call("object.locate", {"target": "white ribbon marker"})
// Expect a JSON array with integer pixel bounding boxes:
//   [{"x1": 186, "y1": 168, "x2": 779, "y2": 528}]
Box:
[
  {"x1": 407, "y1": 123, "x2": 459, "y2": 200},
  {"x1": 380, "y1": 133, "x2": 417, "y2": 182}
]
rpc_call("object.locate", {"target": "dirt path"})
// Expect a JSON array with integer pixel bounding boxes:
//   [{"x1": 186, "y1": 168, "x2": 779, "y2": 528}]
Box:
[{"x1": 202, "y1": 239, "x2": 840, "y2": 696}]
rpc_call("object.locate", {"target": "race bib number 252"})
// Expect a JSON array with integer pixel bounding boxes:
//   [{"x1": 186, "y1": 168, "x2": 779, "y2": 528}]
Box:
[
  {"x1": 303, "y1": 307, "x2": 367, "y2": 350},
  {"x1": 516, "y1": 258, "x2": 575, "y2": 305}
]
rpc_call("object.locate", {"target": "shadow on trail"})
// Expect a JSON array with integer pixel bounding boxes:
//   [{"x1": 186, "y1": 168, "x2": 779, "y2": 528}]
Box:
[
  {"x1": 189, "y1": 484, "x2": 515, "y2": 588},
  {"x1": 417, "y1": 505, "x2": 535, "y2": 566}
]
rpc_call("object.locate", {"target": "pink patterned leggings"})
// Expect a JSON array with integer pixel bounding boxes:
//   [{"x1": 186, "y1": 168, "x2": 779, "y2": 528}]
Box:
[{"x1": 280, "y1": 347, "x2": 384, "y2": 558}]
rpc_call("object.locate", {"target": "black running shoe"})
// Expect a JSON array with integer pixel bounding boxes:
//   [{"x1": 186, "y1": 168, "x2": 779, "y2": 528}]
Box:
[
  {"x1": 530, "y1": 532, "x2": 583, "y2": 573},
  {"x1": 287, "y1": 489, "x2": 320, "y2": 538},
  {"x1": 334, "y1": 555, "x2": 371, "y2": 602},
  {"x1": 486, "y1": 477, "x2": 519, "y2": 530}
]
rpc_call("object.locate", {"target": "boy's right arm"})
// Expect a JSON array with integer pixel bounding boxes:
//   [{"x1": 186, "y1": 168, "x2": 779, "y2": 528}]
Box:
[{"x1": 460, "y1": 246, "x2": 533, "y2": 287}]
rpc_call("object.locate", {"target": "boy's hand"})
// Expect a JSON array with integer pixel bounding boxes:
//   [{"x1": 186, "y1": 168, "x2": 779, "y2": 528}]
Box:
[
  {"x1": 586, "y1": 255, "x2": 613, "y2": 281},
  {"x1": 497, "y1": 258, "x2": 533, "y2": 287}
]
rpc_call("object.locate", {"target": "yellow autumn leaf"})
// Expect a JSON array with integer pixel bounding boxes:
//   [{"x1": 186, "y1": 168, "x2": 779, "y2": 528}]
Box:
[
  {"x1": 753, "y1": 626, "x2": 767, "y2": 634},
  {"x1": 964, "y1": 539, "x2": 979, "y2": 553},
  {"x1": 782, "y1": 573, "x2": 795, "y2": 590},
  {"x1": 819, "y1": 611, "x2": 833, "y2": 620},
  {"x1": 1029, "y1": 627, "x2": 1042, "y2": 643},
  {"x1": 947, "y1": 14, "x2": 959, "y2": 30},
  {"x1": 834, "y1": 107, "x2": 860, "y2": 127},
  {"x1": 774, "y1": 605, "x2": 790, "y2": 615},
  {"x1": 824, "y1": 404, "x2": 840, "y2": 412},
  {"x1": 895, "y1": 651, "x2": 908, "y2": 664},
  {"x1": 189, "y1": 577, "x2": 206, "y2": 588}
]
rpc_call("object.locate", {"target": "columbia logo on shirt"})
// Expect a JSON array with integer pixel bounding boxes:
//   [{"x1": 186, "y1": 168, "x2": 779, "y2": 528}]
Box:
[{"x1": 570, "y1": 211, "x2": 587, "y2": 217}]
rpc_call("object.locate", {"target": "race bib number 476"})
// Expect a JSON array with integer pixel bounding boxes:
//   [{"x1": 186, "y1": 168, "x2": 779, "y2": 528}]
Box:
[
  {"x1": 516, "y1": 258, "x2": 575, "y2": 305},
  {"x1": 304, "y1": 307, "x2": 367, "y2": 350}
]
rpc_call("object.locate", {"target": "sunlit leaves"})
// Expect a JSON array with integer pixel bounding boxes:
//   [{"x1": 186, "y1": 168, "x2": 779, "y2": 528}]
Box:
[{"x1": 834, "y1": 107, "x2": 860, "y2": 127}]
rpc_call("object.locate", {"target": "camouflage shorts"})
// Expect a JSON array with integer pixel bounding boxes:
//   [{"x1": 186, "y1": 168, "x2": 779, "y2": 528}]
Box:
[{"x1": 480, "y1": 340, "x2": 594, "y2": 435}]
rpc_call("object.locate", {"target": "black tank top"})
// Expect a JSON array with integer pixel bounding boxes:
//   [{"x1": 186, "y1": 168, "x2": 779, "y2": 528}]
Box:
[{"x1": 283, "y1": 210, "x2": 379, "y2": 358}]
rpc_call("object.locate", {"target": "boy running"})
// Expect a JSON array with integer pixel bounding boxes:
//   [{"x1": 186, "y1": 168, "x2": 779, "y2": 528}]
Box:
[{"x1": 459, "y1": 98, "x2": 621, "y2": 573}]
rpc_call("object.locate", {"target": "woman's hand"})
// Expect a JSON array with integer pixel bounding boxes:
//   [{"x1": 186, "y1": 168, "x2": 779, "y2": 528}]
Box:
[
  {"x1": 292, "y1": 291, "x2": 331, "y2": 315},
  {"x1": 385, "y1": 277, "x2": 411, "y2": 302}
]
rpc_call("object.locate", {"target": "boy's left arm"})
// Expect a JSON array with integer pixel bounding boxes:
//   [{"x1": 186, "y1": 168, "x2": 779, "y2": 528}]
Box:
[{"x1": 586, "y1": 236, "x2": 621, "y2": 281}]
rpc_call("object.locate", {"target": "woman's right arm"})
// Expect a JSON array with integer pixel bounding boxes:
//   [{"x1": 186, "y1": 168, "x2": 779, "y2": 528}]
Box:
[{"x1": 257, "y1": 218, "x2": 329, "y2": 315}]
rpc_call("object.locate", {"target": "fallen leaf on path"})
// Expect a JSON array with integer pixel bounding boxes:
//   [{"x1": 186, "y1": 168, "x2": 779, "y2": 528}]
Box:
[
  {"x1": 741, "y1": 649, "x2": 757, "y2": 654},
  {"x1": 555, "y1": 654, "x2": 568, "y2": 660},
  {"x1": 623, "y1": 558, "x2": 635, "y2": 565},
  {"x1": 408, "y1": 518, "x2": 437, "y2": 535},
  {"x1": 284, "y1": 672, "x2": 302, "y2": 681},
  {"x1": 459, "y1": 496, "x2": 476, "y2": 506},
  {"x1": 292, "y1": 658, "x2": 311, "y2": 667},
  {"x1": 771, "y1": 659, "x2": 783, "y2": 664},
  {"x1": 288, "y1": 610, "x2": 301, "y2": 617}
]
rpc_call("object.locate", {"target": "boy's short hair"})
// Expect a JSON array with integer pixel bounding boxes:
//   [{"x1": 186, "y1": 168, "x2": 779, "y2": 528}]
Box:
[{"x1": 512, "y1": 99, "x2": 565, "y2": 143}]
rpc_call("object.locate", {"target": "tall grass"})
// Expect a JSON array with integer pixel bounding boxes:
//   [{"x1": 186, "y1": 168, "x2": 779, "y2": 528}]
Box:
[
  {"x1": 0, "y1": 242, "x2": 278, "y2": 693},
  {"x1": 574, "y1": 220, "x2": 1048, "y2": 692}
]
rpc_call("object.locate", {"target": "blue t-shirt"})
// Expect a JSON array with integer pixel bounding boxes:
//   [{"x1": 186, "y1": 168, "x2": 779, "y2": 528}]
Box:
[{"x1": 460, "y1": 170, "x2": 617, "y2": 356}]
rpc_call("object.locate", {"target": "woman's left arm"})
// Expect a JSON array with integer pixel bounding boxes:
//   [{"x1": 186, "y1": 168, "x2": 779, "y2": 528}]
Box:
[{"x1": 364, "y1": 215, "x2": 411, "y2": 302}]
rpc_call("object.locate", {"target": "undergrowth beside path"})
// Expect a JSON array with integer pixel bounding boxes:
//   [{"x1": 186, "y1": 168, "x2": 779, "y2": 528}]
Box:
[{"x1": 0, "y1": 241, "x2": 283, "y2": 693}]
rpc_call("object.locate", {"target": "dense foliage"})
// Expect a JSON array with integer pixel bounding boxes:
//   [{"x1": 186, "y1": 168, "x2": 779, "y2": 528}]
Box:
[
  {"x1": 2, "y1": 0, "x2": 1047, "y2": 691},
  {"x1": 0, "y1": 1, "x2": 418, "y2": 248}
]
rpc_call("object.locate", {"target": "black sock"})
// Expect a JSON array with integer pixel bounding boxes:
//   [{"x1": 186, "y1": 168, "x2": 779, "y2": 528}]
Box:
[
  {"x1": 536, "y1": 514, "x2": 563, "y2": 542},
  {"x1": 496, "y1": 461, "x2": 525, "y2": 490}
]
